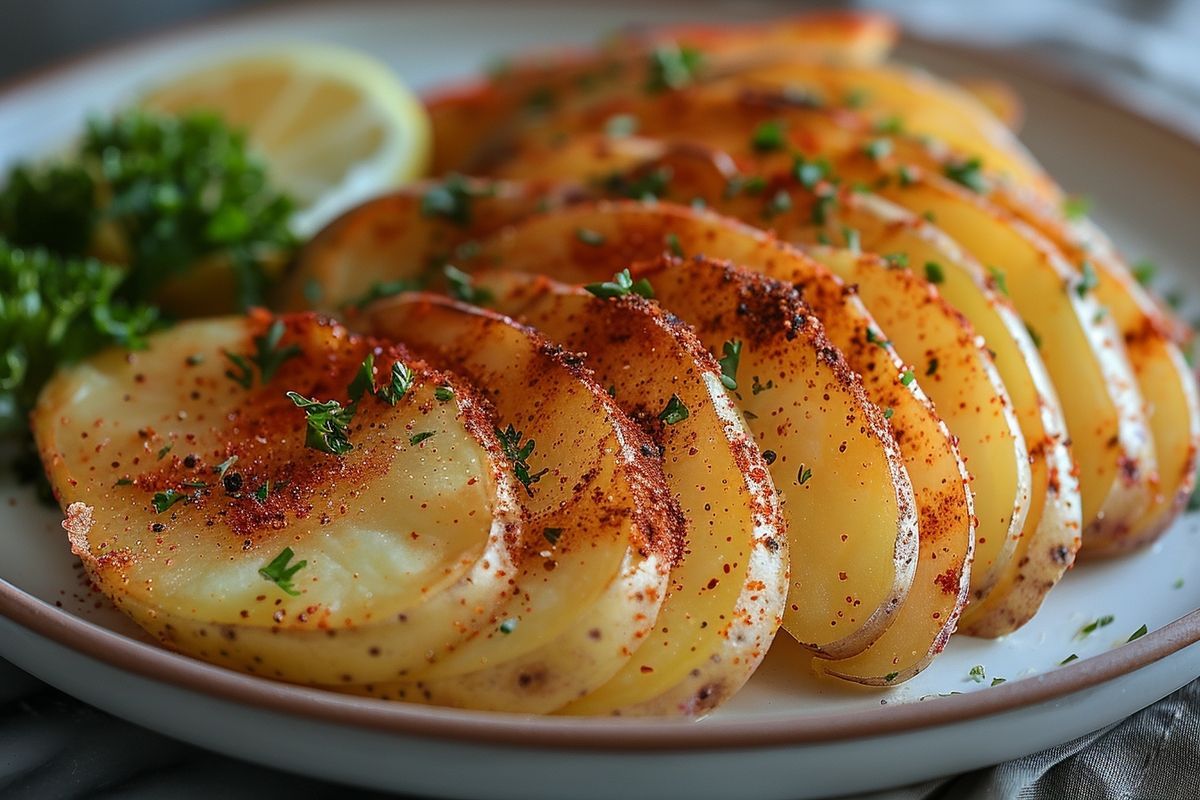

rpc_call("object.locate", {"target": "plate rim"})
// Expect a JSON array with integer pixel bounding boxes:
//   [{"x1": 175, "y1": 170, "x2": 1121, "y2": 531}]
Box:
[{"x1": 1, "y1": 0, "x2": 1198, "y2": 753}]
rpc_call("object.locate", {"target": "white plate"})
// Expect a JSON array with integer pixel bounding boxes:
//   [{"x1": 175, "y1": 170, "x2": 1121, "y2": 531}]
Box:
[{"x1": 2, "y1": 3, "x2": 1199, "y2": 799}]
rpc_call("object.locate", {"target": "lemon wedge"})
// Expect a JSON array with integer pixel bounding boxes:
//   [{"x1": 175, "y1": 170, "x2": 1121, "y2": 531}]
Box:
[{"x1": 140, "y1": 43, "x2": 431, "y2": 235}]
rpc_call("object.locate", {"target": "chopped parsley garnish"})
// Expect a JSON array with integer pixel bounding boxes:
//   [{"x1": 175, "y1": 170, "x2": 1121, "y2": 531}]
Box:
[
  {"x1": 988, "y1": 266, "x2": 1010, "y2": 296},
  {"x1": 924, "y1": 261, "x2": 945, "y2": 284},
  {"x1": 792, "y1": 155, "x2": 830, "y2": 190},
  {"x1": 286, "y1": 392, "x2": 355, "y2": 456},
  {"x1": 1132, "y1": 259, "x2": 1156, "y2": 287},
  {"x1": 866, "y1": 328, "x2": 891, "y2": 349},
  {"x1": 875, "y1": 115, "x2": 903, "y2": 134},
  {"x1": 379, "y1": 361, "x2": 415, "y2": 406},
  {"x1": 1076, "y1": 261, "x2": 1100, "y2": 298},
  {"x1": 543, "y1": 527, "x2": 563, "y2": 545},
  {"x1": 991, "y1": 677, "x2": 1007, "y2": 686},
  {"x1": 899, "y1": 369, "x2": 916, "y2": 386},
  {"x1": 409, "y1": 431, "x2": 435, "y2": 445},
  {"x1": 1060, "y1": 653, "x2": 1079, "y2": 665},
  {"x1": 604, "y1": 113, "x2": 638, "y2": 138},
  {"x1": 223, "y1": 318, "x2": 301, "y2": 389},
  {"x1": 665, "y1": 232, "x2": 685, "y2": 258},
  {"x1": 717, "y1": 339, "x2": 742, "y2": 390},
  {"x1": 420, "y1": 174, "x2": 492, "y2": 226},
  {"x1": 348, "y1": 353, "x2": 378, "y2": 403},
  {"x1": 575, "y1": 227, "x2": 606, "y2": 246},
  {"x1": 603, "y1": 166, "x2": 673, "y2": 201},
  {"x1": 258, "y1": 547, "x2": 306, "y2": 596},
  {"x1": 645, "y1": 44, "x2": 705, "y2": 93},
  {"x1": 1174, "y1": 578, "x2": 1185, "y2": 590},
  {"x1": 1062, "y1": 195, "x2": 1092, "y2": 221},
  {"x1": 884, "y1": 252, "x2": 909, "y2": 269},
  {"x1": 157, "y1": 443, "x2": 173, "y2": 460},
  {"x1": 968, "y1": 664, "x2": 985, "y2": 683},
  {"x1": 434, "y1": 385, "x2": 454, "y2": 402},
  {"x1": 764, "y1": 189, "x2": 793, "y2": 219},
  {"x1": 884, "y1": 671, "x2": 899, "y2": 683},
  {"x1": 797, "y1": 465, "x2": 813, "y2": 485},
  {"x1": 443, "y1": 264, "x2": 493, "y2": 305},
  {"x1": 584, "y1": 268, "x2": 654, "y2": 299},
  {"x1": 350, "y1": 354, "x2": 415, "y2": 409},
  {"x1": 498, "y1": 617, "x2": 519, "y2": 634},
  {"x1": 926, "y1": 358, "x2": 939, "y2": 377},
  {"x1": 883, "y1": 407, "x2": 894, "y2": 420},
  {"x1": 943, "y1": 157, "x2": 988, "y2": 193},
  {"x1": 346, "y1": 278, "x2": 422, "y2": 309},
  {"x1": 1077, "y1": 615, "x2": 1114, "y2": 638},
  {"x1": 115, "y1": 477, "x2": 133, "y2": 486},
  {"x1": 897, "y1": 165, "x2": 917, "y2": 186},
  {"x1": 751, "y1": 120, "x2": 787, "y2": 153},
  {"x1": 1127, "y1": 624, "x2": 1148, "y2": 642},
  {"x1": 152, "y1": 488, "x2": 187, "y2": 514},
  {"x1": 495, "y1": 424, "x2": 549, "y2": 494},
  {"x1": 863, "y1": 138, "x2": 892, "y2": 161},
  {"x1": 658, "y1": 394, "x2": 689, "y2": 425},
  {"x1": 1, "y1": 109, "x2": 296, "y2": 310},
  {"x1": 751, "y1": 376, "x2": 775, "y2": 395}
]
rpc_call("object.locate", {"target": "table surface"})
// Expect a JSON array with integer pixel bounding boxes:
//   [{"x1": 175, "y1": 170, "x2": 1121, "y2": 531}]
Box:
[{"x1": 2, "y1": 1, "x2": 1199, "y2": 797}]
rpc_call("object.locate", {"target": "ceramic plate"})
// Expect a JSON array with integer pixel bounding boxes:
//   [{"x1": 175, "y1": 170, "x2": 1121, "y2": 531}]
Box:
[{"x1": 2, "y1": 3, "x2": 1199, "y2": 798}]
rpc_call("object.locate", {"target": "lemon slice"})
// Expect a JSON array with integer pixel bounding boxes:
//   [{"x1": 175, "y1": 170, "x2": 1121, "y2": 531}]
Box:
[{"x1": 140, "y1": 43, "x2": 430, "y2": 235}]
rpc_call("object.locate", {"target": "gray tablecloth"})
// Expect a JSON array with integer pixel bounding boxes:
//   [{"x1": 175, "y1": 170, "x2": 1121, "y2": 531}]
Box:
[{"x1": 3, "y1": 1, "x2": 1200, "y2": 798}]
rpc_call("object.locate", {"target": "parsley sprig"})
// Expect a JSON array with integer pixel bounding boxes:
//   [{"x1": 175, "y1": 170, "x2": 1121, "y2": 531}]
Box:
[
  {"x1": 584, "y1": 268, "x2": 654, "y2": 299},
  {"x1": 286, "y1": 392, "x2": 356, "y2": 456},
  {"x1": 259, "y1": 547, "x2": 307, "y2": 596},
  {"x1": 223, "y1": 319, "x2": 301, "y2": 389},
  {"x1": 495, "y1": 424, "x2": 549, "y2": 495}
]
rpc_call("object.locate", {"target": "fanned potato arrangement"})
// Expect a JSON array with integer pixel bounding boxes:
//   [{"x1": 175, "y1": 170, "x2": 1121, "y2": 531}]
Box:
[{"x1": 35, "y1": 12, "x2": 1198, "y2": 716}]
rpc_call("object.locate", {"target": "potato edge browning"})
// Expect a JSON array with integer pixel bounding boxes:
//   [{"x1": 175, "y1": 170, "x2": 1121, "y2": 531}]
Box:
[{"x1": 34, "y1": 313, "x2": 528, "y2": 685}]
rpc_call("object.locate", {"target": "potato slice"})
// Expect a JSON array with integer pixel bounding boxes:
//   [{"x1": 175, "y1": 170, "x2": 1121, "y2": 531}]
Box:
[
  {"x1": 33, "y1": 312, "x2": 524, "y2": 685},
  {"x1": 425, "y1": 12, "x2": 897, "y2": 172},
  {"x1": 276, "y1": 177, "x2": 582, "y2": 313},
  {"x1": 458, "y1": 284, "x2": 788, "y2": 715},
  {"x1": 356, "y1": 295, "x2": 679, "y2": 712},
  {"x1": 470, "y1": 203, "x2": 988, "y2": 680},
  {"x1": 475, "y1": 259, "x2": 917, "y2": 660}
]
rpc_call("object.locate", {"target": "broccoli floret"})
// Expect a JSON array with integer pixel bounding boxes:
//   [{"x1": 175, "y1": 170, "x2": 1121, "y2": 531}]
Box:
[
  {"x1": 0, "y1": 239, "x2": 157, "y2": 435},
  {"x1": 0, "y1": 108, "x2": 296, "y2": 310}
]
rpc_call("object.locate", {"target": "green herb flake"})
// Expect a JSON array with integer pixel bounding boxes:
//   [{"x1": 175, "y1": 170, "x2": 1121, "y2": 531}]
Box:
[
  {"x1": 875, "y1": 115, "x2": 904, "y2": 134},
  {"x1": 223, "y1": 318, "x2": 301, "y2": 389},
  {"x1": 884, "y1": 252, "x2": 909, "y2": 269},
  {"x1": 421, "y1": 174, "x2": 493, "y2": 225},
  {"x1": 866, "y1": 328, "x2": 891, "y2": 349},
  {"x1": 443, "y1": 264, "x2": 494, "y2": 305},
  {"x1": 1077, "y1": 614, "x2": 1115, "y2": 638},
  {"x1": 346, "y1": 278, "x2": 423, "y2": 309},
  {"x1": 797, "y1": 465, "x2": 813, "y2": 485},
  {"x1": 1025, "y1": 323, "x2": 1043, "y2": 350},
  {"x1": 543, "y1": 527, "x2": 563, "y2": 546},
  {"x1": 751, "y1": 376, "x2": 775, "y2": 395},
  {"x1": 1132, "y1": 259, "x2": 1156, "y2": 287},
  {"x1": 151, "y1": 489, "x2": 187, "y2": 513},
  {"x1": 115, "y1": 477, "x2": 133, "y2": 487},
  {"x1": 604, "y1": 113, "x2": 638, "y2": 138},
  {"x1": 765, "y1": 189, "x2": 793, "y2": 219},
  {"x1": 968, "y1": 664, "x2": 985, "y2": 683},
  {"x1": 645, "y1": 44, "x2": 705, "y2": 93},
  {"x1": 1127, "y1": 624, "x2": 1148, "y2": 642},
  {"x1": 884, "y1": 671, "x2": 899, "y2": 683},
  {"x1": 717, "y1": 339, "x2": 742, "y2": 390},
  {"x1": 1060, "y1": 653, "x2": 1079, "y2": 665},
  {"x1": 258, "y1": 547, "x2": 306, "y2": 596},
  {"x1": 1174, "y1": 578, "x2": 1185, "y2": 590},
  {"x1": 157, "y1": 443, "x2": 173, "y2": 460},
  {"x1": 943, "y1": 157, "x2": 988, "y2": 193},
  {"x1": 1076, "y1": 261, "x2": 1100, "y2": 298},
  {"x1": 792, "y1": 154, "x2": 830, "y2": 190},
  {"x1": 409, "y1": 431, "x2": 435, "y2": 446},
  {"x1": 1062, "y1": 195, "x2": 1092, "y2": 221},
  {"x1": 751, "y1": 120, "x2": 787, "y2": 153},
  {"x1": 377, "y1": 361, "x2": 415, "y2": 406},
  {"x1": 924, "y1": 261, "x2": 945, "y2": 284},
  {"x1": 434, "y1": 385, "x2": 454, "y2": 402},
  {"x1": 495, "y1": 424, "x2": 549, "y2": 494},
  {"x1": 658, "y1": 394, "x2": 690, "y2": 425},
  {"x1": 665, "y1": 232, "x2": 684, "y2": 258},
  {"x1": 883, "y1": 407, "x2": 894, "y2": 420},
  {"x1": 925, "y1": 358, "x2": 939, "y2": 377},
  {"x1": 584, "y1": 268, "x2": 654, "y2": 299},
  {"x1": 900, "y1": 369, "x2": 916, "y2": 386},
  {"x1": 864, "y1": 138, "x2": 892, "y2": 161},
  {"x1": 286, "y1": 391, "x2": 355, "y2": 456},
  {"x1": 498, "y1": 617, "x2": 519, "y2": 634},
  {"x1": 988, "y1": 266, "x2": 1010, "y2": 297},
  {"x1": 991, "y1": 677, "x2": 1007, "y2": 686},
  {"x1": 844, "y1": 88, "x2": 868, "y2": 109}
]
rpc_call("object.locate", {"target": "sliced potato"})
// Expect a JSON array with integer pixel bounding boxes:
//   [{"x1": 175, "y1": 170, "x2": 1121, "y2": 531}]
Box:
[
  {"x1": 465, "y1": 284, "x2": 788, "y2": 715},
  {"x1": 357, "y1": 295, "x2": 679, "y2": 712},
  {"x1": 276, "y1": 176, "x2": 582, "y2": 312},
  {"x1": 33, "y1": 312, "x2": 524, "y2": 686},
  {"x1": 426, "y1": 12, "x2": 897, "y2": 172},
  {"x1": 475, "y1": 260, "x2": 917, "y2": 660}
]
